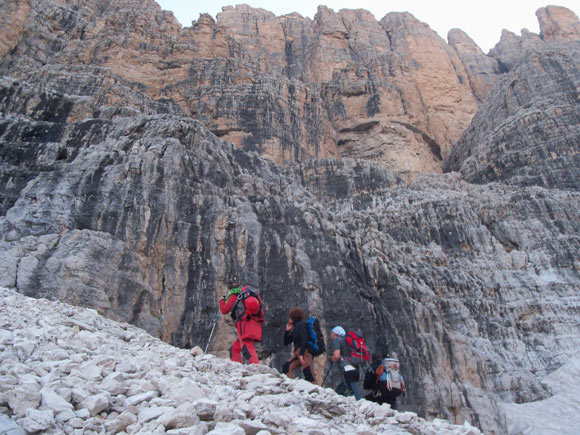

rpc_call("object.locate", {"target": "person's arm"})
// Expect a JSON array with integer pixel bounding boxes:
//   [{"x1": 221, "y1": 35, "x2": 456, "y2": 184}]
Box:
[
  {"x1": 364, "y1": 361, "x2": 381, "y2": 390},
  {"x1": 219, "y1": 293, "x2": 238, "y2": 314},
  {"x1": 330, "y1": 349, "x2": 341, "y2": 361},
  {"x1": 284, "y1": 319, "x2": 294, "y2": 345},
  {"x1": 328, "y1": 337, "x2": 342, "y2": 362}
]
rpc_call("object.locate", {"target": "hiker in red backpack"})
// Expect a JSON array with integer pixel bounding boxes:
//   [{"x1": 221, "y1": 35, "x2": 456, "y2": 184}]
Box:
[
  {"x1": 282, "y1": 307, "x2": 316, "y2": 383},
  {"x1": 219, "y1": 286, "x2": 264, "y2": 364},
  {"x1": 323, "y1": 326, "x2": 362, "y2": 400}
]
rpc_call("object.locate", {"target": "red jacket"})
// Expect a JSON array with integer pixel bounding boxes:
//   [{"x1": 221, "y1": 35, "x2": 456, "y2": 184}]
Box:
[{"x1": 220, "y1": 294, "x2": 263, "y2": 342}]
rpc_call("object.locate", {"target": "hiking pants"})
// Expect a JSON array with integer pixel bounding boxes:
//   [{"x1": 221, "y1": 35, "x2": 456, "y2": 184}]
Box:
[
  {"x1": 364, "y1": 388, "x2": 401, "y2": 409},
  {"x1": 231, "y1": 338, "x2": 259, "y2": 364},
  {"x1": 336, "y1": 379, "x2": 362, "y2": 400}
]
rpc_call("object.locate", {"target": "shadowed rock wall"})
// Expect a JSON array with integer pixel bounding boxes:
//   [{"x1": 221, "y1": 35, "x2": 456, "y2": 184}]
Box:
[
  {"x1": 445, "y1": 43, "x2": 580, "y2": 189},
  {"x1": 1, "y1": 76, "x2": 580, "y2": 432}
]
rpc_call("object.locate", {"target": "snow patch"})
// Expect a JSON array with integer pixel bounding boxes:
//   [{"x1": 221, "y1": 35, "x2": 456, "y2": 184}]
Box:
[{"x1": 503, "y1": 350, "x2": 580, "y2": 434}]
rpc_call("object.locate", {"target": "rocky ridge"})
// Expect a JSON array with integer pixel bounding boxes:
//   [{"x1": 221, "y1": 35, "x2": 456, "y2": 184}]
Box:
[
  {"x1": 445, "y1": 8, "x2": 580, "y2": 190},
  {"x1": 0, "y1": 287, "x2": 481, "y2": 435},
  {"x1": 2, "y1": 2, "x2": 578, "y2": 172}
]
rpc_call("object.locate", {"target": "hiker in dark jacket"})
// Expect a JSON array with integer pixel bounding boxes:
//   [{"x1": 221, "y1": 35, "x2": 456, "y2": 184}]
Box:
[
  {"x1": 324, "y1": 326, "x2": 362, "y2": 400},
  {"x1": 282, "y1": 307, "x2": 316, "y2": 383},
  {"x1": 363, "y1": 354, "x2": 405, "y2": 409},
  {"x1": 219, "y1": 286, "x2": 264, "y2": 364}
]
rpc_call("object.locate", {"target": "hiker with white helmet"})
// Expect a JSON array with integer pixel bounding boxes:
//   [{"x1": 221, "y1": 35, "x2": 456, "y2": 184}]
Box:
[{"x1": 323, "y1": 325, "x2": 362, "y2": 400}]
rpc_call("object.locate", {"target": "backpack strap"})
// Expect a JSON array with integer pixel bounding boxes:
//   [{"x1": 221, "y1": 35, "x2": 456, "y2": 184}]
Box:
[
  {"x1": 230, "y1": 298, "x2": 242, "y2": 321},
  {"x1": 307, "y1": 317, "x2": 317, "y2": 352}
]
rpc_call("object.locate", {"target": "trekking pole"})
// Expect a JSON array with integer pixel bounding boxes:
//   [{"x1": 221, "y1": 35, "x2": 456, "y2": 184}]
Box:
[
  {"x1": 322, "y1": 363, "x2": 331, "y2": 387},
  {"x1": 204, "y1": 307, "x2": 220, "y2": 354},
  {"x1": 323, "y1": 360, "x2": 339, "y2": 389}
]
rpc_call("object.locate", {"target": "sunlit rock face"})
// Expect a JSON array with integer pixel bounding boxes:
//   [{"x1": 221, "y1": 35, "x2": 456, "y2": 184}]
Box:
[
  {"x1": 1, "y1": 1, "x2": 580, "y2": 433},
  {"x1": 0, "y1": 0, "x2": 484, "y2": 171},
  {"x1": 447, "y1": 29, "x2": 500, "y2": 104},
  {"x1": 537, "y1": 5, "x2": 580, "y2": 42}
]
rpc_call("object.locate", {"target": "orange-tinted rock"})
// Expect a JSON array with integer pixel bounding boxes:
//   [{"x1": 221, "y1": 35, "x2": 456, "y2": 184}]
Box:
[
  {"x1": 4, "y1": 1, "x2": 578, "y2": 173},
  {"x1": 537, "y1": 5, "x2": 580, "y2": 42},
  {"x1": 448, "y1": 29, "x2": 500, "y2": 103}
]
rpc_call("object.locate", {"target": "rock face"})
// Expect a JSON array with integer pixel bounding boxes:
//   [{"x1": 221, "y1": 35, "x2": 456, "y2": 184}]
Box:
[
  {"x1": 0, "y1": 0, "x2": 494, "y2": 171},
  {"x1": 1, "y1": 1, "x2": 580, "y2": 434},
  {"x1": 445, "y1": 41, "x2": 580, "y2": 189},
  {"x1": 447, "y1": 29, "x2": 500, "y2": 103},
  {"x1": 446, "y1": 6, "x2": 580, "y2": 190},
  {"x1": 537, "y1": 5, "x2": 580, "y2": 42}
]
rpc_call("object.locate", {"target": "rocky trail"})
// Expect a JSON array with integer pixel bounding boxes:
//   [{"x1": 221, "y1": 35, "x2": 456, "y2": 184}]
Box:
[{"x1": 0, "y1": 287, "x2": 480, "y2": 434}]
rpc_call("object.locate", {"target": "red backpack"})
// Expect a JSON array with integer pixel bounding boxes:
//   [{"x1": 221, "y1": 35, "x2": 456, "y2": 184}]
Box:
[
  {"x1": 232, "y1": 286, "x2": 264, "y2": 322},
  {"x1": 345, "y1": 330, "x2": 371, "y2": 362}
]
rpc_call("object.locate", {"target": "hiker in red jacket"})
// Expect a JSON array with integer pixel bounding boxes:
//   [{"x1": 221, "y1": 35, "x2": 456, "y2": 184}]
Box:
[{"x1": 219, "y1": 286, "x2": 264, "y2": 364}]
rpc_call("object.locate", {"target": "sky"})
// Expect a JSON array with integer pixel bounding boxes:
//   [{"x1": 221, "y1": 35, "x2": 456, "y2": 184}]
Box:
[{"x1": 155, "y1": 0, "x2": 579, "y2": 53}]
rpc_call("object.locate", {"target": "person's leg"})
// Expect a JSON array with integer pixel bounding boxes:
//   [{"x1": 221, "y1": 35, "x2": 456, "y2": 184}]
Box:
[
  {"x1": 282, "y1": 356, "x2": 296, "y2": 375},
  {"x1": 286, "y1": 355, "x2": 301, "y2": 378},
  {"x1": 231, "y1": 339, "x2": 243, "y2": 363},
  {"x1": 242, "y1": 339, "x2": 260, "y2": 364},
  {"x1": 364, "y1": 391, "x2": 379, "y2": 403},
  {"x1": 349, "y1": 381, "x2": 362, "y2": 400},
  {"x1": 335, "y1": 381, "x2": 347, "y2": 396},
  {"x1": 302, "y1": 350, "x2": 315, "y2": 383},
  {"x1": 343, "y1": 368, "x2": 361, "y2": 399},
  {"x1": 384, "y1": 389, "x2": 401, "y2": 408}
]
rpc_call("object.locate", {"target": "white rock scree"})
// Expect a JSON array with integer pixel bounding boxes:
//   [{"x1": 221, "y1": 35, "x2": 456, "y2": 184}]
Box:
[
  {"x1": 0, "y1": 286, "x2": 481, "y2": 434},
  {"x1": 3, "y1": 285, "x2": 580, "y2": 434}
]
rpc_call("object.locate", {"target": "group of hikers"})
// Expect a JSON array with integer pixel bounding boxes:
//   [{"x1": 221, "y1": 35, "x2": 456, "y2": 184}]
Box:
[{"x1": 218, "y1": 284, "x2": 405, "y2": 409}]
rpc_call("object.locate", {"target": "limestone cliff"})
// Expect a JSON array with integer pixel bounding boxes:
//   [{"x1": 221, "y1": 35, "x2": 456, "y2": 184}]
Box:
[
  {"x1": 0, "y1": 0, "x2": 487, "y2": 171},
  {"x1": 447, "y1": 29, "x2": 500, "y2": 104},
  {"x1": 445, "y1": 6, "x2": 580, "y2": 190},
  {"x1": 445, "y1": 41, "x2": 580, "y2": 189},
  {"x1": 1, "y1": 1, "x2": 580, "y2": 434}
]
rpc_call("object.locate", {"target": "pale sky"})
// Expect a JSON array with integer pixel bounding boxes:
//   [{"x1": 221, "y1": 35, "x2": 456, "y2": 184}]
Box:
[{"x1": 155, "y1": 0, "x2": 579, "y2": 53}]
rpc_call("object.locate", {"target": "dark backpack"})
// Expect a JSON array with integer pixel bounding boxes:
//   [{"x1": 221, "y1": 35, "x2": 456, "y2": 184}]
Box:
[
  {"x1": 363, "y1": 360, "x2": 382, "y2": 390},
  {"x1": 306, "y1": 317, "x2": 325, "y2": 356},
  {"x1": 345, "y1": 330, "x2": 371, "y2": 363},
  {"x1": 232, "y1": 286, "x2": 264, "y2": 322}
]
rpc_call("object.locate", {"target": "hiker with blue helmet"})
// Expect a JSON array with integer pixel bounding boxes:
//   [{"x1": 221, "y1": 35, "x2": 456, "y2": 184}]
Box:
[
  {"x1": 282, "y1": 307, "x2": 316, "y2": 383},
  {"x1": 324, "y1": 325, "x2": 362, "y2": 400}
]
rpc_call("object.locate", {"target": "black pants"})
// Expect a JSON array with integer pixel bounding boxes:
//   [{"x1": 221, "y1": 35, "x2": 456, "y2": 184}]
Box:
[{"x1": 364, "y1": 388, "x2": 402, "y2": 409}]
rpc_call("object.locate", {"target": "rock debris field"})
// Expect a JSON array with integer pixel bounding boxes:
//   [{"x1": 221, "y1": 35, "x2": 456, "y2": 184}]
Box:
[{"x1": 0, "y1": 287, "x2": 480, "y2": 434}]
